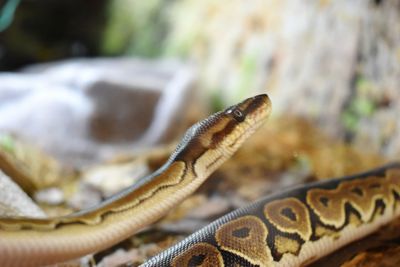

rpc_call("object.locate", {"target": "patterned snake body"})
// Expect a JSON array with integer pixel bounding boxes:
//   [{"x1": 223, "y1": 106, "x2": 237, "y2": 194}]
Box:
[
  {"x1": 1, "y1": 93, "x2": 399, "y2": 267},
  {"x1": 143, "y1": 163, "x2": 400, "y2": 267},
  {"x1": 0, "y1": 94, "x2": 271, "y2": 267}
]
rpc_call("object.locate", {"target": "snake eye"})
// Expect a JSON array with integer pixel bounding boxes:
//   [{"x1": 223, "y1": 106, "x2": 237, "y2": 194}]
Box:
[{"x1": 232, "y1": 108, "x2": 244, "y2": 122}]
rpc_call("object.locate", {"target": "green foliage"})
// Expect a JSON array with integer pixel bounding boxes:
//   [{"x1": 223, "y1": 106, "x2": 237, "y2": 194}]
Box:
[
  {"x1": 342, "y1": 77, "x2": 376, "y2": 132},
  {"x1": 342, "y1": 110, "x2": 359, "y2": 131},
  {"x1": 0, "y1": 134, "x2": 15, "y2": 153},
  {"x1": 164, "y1": 29, "x2": 199, "y2": 57},
  {"x1": 236, "y1": 54, "x2": 258, "y2": 100},
  {"x1": 102, "y1": 0, "x2": 168, "y2": 57},
  {"x1": 210, "y1": 89, "x2": 226, "y2": 112}
]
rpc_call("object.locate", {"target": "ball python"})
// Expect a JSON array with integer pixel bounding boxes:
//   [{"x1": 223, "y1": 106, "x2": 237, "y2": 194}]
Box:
[
  {"x1": 141, "y1": 163, "x2": 400, "y2": 267},
  {"x1": 0, "y1": 94, "x2": 272, "y2": 267}
]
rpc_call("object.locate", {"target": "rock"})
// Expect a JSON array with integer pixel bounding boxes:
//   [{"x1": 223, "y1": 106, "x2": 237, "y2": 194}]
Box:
[
  {"x1": 0, "y1": 58, "x2": 196, "y2": 167},
  {"x1": 87, "y1": 80, "x2": 160, "y2": 142},
  {"x1": 0, "y1": 170, "x2": 46, "y2": 218},
  {"x1": 34, "y1": 187, "x2": 65, "y2": 206},
  {"x1": 82, "y1": 160, "x2": 150, "y2": 198},
  {"x1": 0, "y1": 132, "x2": 77, "y2": 192},
  {"x1": 67, "y1": 183, "x2": 103, "y2": 211}
]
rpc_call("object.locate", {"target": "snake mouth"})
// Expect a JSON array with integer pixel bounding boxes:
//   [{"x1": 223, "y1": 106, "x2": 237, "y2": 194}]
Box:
[{"x1": 228, "y1": 117, "x2": 266, "y2": 150}]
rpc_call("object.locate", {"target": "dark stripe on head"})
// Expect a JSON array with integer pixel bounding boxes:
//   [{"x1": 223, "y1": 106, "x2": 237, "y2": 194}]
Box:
[{"x1": 240, "y1": 94, "x2": 270, "y2": 117}]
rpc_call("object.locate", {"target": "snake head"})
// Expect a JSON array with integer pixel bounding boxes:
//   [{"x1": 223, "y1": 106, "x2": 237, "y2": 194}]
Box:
[{"x1": 173, "y1": 94, "x2": 272, "y2": 177}]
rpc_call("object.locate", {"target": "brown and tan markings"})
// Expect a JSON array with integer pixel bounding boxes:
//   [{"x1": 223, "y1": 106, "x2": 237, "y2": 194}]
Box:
[
  {"x1": 0, "y1": 161, "x2": 187, "y2": 231},
  {"x1": 309, "y1": 211, "x2": 361, "y2": 240},
  {"x1": 314, "y1": 223, "x2": 341, "y2": 239},
  {"x1": 170, "y1": 170, "x2": 400, "y2": 266},
  {"x1": 306, "y1": 187, "x2": 348, "y2": 229},
  {"x1": 215, "y1": 215, "x2": 272, "y2": 266},
  {"x1": 306, "y1": 172, "x2": 400, "y2": 229},
  {"x1": 264, "y1": 197, "x2": 312, "y2": 241},
  {"x1": 340, "y1": 177, "x2": 393, "y2": 220},
  {"x1": 141, "y1": 165, "x2": 400, "y2": 267},
  {"x1": 171, "y1": 242, "x2": 224, "y2": 267},
  {"x1": 387, "y1": 169, "x2": 400, "y2": 195},
  {"x1": 273, "y1": 235, "x2": 301, "y2": 256},
  {"x1": 0, "y1": 97, "x2": 270, "y2": 233},
  {"x1": 387, "y1": 169, "x2": 400, "y2": 211},
  {"x1": 0, "y1": 95, "x2": 272, "y2": 267}
]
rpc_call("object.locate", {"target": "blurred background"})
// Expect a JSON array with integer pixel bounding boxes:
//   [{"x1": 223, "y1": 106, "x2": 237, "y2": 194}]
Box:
[
  {"x1": 0, "y1": 0, "x2": 399, "y2": 166},
  {"x1": 0, "y1": 0, "x2": 400, "y2": 266}
]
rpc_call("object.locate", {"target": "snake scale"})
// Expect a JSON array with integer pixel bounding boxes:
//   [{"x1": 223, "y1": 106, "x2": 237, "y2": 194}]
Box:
[
  {"x1": 0, "y1": 94, "x2": 271, "y2": 267},
  {"x1": 142, "y1": 163, "x2": 400, "y2": 267},
  {"x1": 0, "y1": 94, "x2": 399, "y2": 267}
]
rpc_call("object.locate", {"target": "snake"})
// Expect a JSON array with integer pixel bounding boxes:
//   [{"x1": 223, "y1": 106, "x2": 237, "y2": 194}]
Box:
[
  {"x1": 1, "y1": 94, "x2": 399, "y2": 267},
  {"x1": 141, "y1": 163, "x2": 400, "y2": 267},
  {"x1": 0, "y1": 94, "x2": 271, "y2": 267}
]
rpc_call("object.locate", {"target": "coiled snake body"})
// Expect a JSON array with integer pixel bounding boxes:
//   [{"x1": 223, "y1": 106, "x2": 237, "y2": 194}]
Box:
[
  {"x1": 143, "y1": 163, "x2": 400, "y2": 267},
  {"x1": 0, "y1": 94, "x2": 399, "y2": 267}
]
